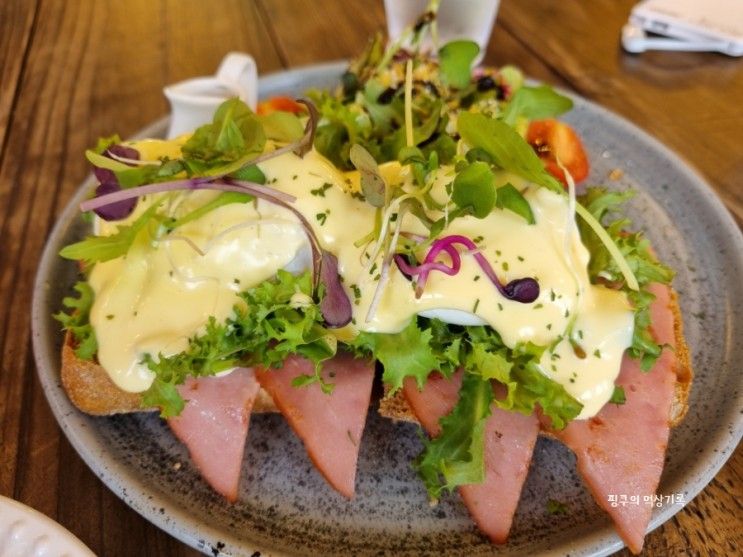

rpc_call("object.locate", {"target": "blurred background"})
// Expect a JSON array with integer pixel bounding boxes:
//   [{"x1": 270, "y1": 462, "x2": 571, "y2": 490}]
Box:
[{"x1": 1, "y1": 0, "x2": 740, "y2": 223}]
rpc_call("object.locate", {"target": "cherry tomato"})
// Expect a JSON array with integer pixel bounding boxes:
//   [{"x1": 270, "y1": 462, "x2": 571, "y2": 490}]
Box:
[
  {"x1": 256, "y1": 96, "x2": 304, "y2": 115},
  {"x1": 527, "y1": 119, "x2": 589, "y2": 185}
]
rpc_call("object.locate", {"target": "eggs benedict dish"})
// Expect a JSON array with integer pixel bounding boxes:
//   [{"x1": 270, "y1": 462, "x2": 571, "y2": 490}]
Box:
[{"x1": 55, "y1": 12, "x2": 692, "y2": 555}]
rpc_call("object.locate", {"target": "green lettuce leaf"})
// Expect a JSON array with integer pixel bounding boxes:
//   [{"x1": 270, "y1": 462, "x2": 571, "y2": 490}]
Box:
[
  {"x1": 501, "y1": 85, "x2": 573, "y2": 126},
  {"x1": 609, "y1": 385, "x2": 626, "y2": 405},
  {"x1": 59, "y1": 200, "x2": 162, "y2": 264},
  {"x1": 182, "y1": 98, "x2": 266, "y2": 170},
  {"x1": 462, "y1": 330, "x2": 582, "y2": 428},
  {"x1": 577, "y1": 187, "x2": 675, "y2": 370},
  {"x1": 350, "y1": 143, "x2": 386, "y2": 207},
  {"x1": 508, "y1": 348, "x2": 582, "y2": 429},
  {"x1": 410, "y1": 324, "x2": 581, "y2": 498},
  {"x1": 141, "y1": 270, "x2": 342, "y2": 417},
  {"x1": 452, "y1": 161, "x2": 496, "y2": 218},
  {"x1": 415, "y1": 372, "x2": 493, "y2": 498},
  {"x1": 53, "y1": 281, "x2": 98, "y2": 360},
  {"x1": 258, "y1": 111, "x2": 304, "y2": 142},
  {"x1": 352, "y1": 318, "x2": 440, "y2": 392},
  {"x1": 439, "y1": 40, "x2": 480, "y2": 89},
  {"x1": 496, "y1": 182, "x2": 535, "y2": 224},
  {"x1": 457, "y1": 111, "x2": 562, "y2": 192}
]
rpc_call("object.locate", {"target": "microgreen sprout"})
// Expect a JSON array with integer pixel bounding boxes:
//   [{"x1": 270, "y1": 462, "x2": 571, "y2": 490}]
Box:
[{"x1": 394, "y1": 234, "x2": 539, "y2": 303}]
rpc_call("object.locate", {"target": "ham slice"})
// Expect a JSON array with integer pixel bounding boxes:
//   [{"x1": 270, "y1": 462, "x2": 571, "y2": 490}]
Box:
[
  {"x1": 554, "y1": 283, "x2": 678, "y2": 554},
  {"x1": 167, "y1": 368, "x2": 260, "y2": 502},
  {"x1": 403, "y1": 371, "x2": 540, "y2": 543},
  {"x1": 255, "y1": 352, "x2": 375, "y2": 498}
]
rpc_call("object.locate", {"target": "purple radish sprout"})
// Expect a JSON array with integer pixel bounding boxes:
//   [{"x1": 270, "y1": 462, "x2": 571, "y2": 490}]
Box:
[{"x1": 394, "y1": 234, "x2": 539, "y2": 303}]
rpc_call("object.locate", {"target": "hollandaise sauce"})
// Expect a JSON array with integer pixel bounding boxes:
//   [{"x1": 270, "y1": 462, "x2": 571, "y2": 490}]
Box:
[{"x1": 88, "y1": 139, "x2": 634, "y2": 419}]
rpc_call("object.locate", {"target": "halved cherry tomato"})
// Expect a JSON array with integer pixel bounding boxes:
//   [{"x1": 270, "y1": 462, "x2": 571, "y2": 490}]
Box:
[
  {"x1": 256, "y1": 96, "x2": 304, "y2": 115},
  {"x1": 527, "y1": 119, "x2": 589, "y2": 185}
]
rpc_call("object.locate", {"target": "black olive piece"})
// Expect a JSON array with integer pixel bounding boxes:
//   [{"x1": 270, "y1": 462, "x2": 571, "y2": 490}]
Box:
[
  {"x1": 477, "y1": 75, "x2": 497, "y2": 92},
  {"x1": 377, "y1": 87, "x2": 398, "y2": 105}
]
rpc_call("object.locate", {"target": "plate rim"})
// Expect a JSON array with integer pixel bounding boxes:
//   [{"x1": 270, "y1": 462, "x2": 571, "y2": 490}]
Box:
[
  {"x1": 31, "y1": 60, "x2": 743, "y2": 557},
  {"x1": 0, "y1": 495, "x2": 96, "y2": 556}
]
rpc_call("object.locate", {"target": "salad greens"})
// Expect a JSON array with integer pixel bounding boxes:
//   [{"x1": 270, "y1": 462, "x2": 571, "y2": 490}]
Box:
[
  {"x1": 416, "y1": 372, "x2": 493, "y2": 497},
  {"x1": 457, "y1": 112, "x2": 563, "y2": 192},
  {"x1": 60, "y1": 200, "x2": 164, "y2": 265},
  {"x1": 54, "y1": 281, "x2": 98, "y2": 360},
  {"x1": 57, "y1": 0, "x2": 675, "y2": 502},
  {"x1": 142, "y1": 270, "x2": 339, "y2": 417},
  {"x1": 81, "y1": 97, "x2": 300, "y2": 194},
  {"x1": 495, "y1": 183, "x2": 535, "y2": 224},
  {"x1": 577, "y1": 187, "x2": 674, "y2": 371},
  {"x1": 451, "y1": 161, "x2": 496, "y2": 219},
  {"x1": 438, "y1": 40, "x2": 480, "y2": 89},
  {"x1": 501, "y1": 85, "x2": 573, "y2": 126}
]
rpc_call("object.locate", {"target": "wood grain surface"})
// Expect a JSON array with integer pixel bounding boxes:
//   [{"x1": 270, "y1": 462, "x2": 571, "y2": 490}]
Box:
[{"x1": 1, "y1": 1, "x2": 741, "y2": 556}]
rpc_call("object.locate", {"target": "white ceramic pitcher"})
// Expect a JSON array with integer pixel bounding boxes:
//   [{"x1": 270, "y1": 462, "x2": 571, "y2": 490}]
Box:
[{"x1": 163, "y1": 52, "x2": 258, "y2": 139}]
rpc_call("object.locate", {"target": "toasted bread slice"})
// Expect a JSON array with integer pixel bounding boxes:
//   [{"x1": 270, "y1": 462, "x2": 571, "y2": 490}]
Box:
[{"x1": 61, "y1": 331, "x2": 278, "y2": 415}]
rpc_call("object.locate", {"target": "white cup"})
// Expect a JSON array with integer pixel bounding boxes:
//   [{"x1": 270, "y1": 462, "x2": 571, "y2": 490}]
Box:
[
  {"x1": 384, "y1": 0, "x2": 500, "y2": 62},
  {"x1": 163, "y1": 52, "x2": 258, "y2": 138}
]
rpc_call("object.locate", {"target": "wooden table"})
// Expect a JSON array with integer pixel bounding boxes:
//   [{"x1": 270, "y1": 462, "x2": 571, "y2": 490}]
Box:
[{"x1": 1, "y1": 1, "x2": 740, "y2": 555}]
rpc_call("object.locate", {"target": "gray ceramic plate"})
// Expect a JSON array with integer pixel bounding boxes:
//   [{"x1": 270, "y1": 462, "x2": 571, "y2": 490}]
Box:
[{"x1": 32, "y1": 62, "x2": 743, "y2": 556}]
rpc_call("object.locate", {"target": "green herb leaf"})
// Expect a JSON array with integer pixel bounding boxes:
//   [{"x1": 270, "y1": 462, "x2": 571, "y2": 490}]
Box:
[
  {"x1": 140, "y1": 377, "x2": 184, "y2": 418},
  {"x1": 352, "y1": 319, "x2": 439, "y2": 392},
  {"x1": 502, "y1": 85, "x2": 573, "y2": 126},
  {"x1": 182, "y1": 98, "x2": 265, "y2": 168},
  {"x1": 465, "y1": 147, "x2": 495, "y2": 165},
  {"x1": 165, "y1": 191, "x2": 253, "y2": 232},
  {"x1": 451, "y1": 161, "x2": 496, "y2": 218},
  {"x1": 85, "y1": 150, "x2": 131, "y2": 172},
  {"x1": 314, "y1": 121, "x2": 349, "y2": 168},
  {"x1": 258, "y1": 111, "x2": 304, "y2": 143},
  {"x1": 350, "y1": 143, "x2": 386, "y2": 207},
  {"x1": 498, "y1": 65, "x2": 525, "y2": 92},
  {"x1": 53, "y1": 281, "x2": 97, "y2": 360},
  {"x1": 379, "y1": 101, "x2": 443, "y2": 163},
  {"x1": 459, "y1": 329, "x2": 581, "y2": 428},
  {"x1": 439, "y1": 40, "x2": 480, "y2": 89},
  {"x1": 509, "y1": 343, "x2": 582, "y2": 429},
  {"x1": 115, "y1": 159, "x2": 186, "y2": 189},
  {"x1": 397, "y1": 146, "x2": 426, "y2": 165},
  {"x1": 228, "y1": 164, "x2": 266, "y2": 183},
  {"x1": 361, "y1": 80, "x2": 398, "y2": 133},
  {"x1": 59, "y1": 200, "x2": 162, "y2": 264},
  {"x1": 421, "y1": 132, "x2": 457, "y2": 165},
  {"x1": 309, "y1": 90, "x2": 372, "y2": 169},
  {"x1": 458, "y1": 112, "x2": 562, "y2": 192},
  {"x1": 415, "y1": 372, "x2": 493, "y2": 498},
  {"x1": 609, "y1": 385, "x2": 626, "y2": 405},
  {"x1": 496, "y1": 182, "x2": 535, "y2": 224}
]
